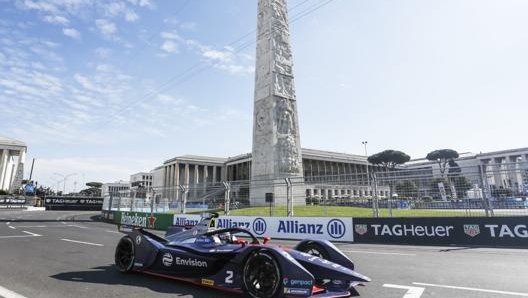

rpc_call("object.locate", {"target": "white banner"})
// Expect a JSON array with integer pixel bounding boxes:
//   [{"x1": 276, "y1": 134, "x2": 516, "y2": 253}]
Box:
[
  {"x1": 171, "y1": 214, "x2": 353, "y2": 242},
  {"x1": 215, "y1": 216, "x2": 353, "y2": 242}
]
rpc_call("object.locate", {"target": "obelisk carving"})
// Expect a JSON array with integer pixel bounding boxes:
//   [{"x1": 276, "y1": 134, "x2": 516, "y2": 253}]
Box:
[{"x1": 250, "y1": 0, "x2": 304, "y2": 206}]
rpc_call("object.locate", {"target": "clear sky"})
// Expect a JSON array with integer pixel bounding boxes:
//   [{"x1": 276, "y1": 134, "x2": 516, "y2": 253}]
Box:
[{"x1": 1, "y1": 0, "x2": 527, "y2": 193}]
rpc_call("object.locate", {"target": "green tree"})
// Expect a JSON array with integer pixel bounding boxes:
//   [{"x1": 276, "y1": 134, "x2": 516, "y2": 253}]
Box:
[
  {"x1": 395, "y1": 180, "x2": 418, "y2": 199},
  {"x1": 426, "y1": 149, "x2": 459, "y2": 177},
  {"x1": 450, "y1": 176, "x2": 473, "y2": 198},
  {"x1": 447, "y1": 159, "x2": 462, "y2": 176},
  {"x1": 80, "y1": 182, "x2": 103, "y2": 197},
  {"x1": 368, "y1": 150, "x2": 411, "y2": 214},
  {"x1": 86, "y1": 182, "x2": 103, "y2": 188},
  {"x1": 368, "y1": 150, "x2": 411, "y2": 169}
]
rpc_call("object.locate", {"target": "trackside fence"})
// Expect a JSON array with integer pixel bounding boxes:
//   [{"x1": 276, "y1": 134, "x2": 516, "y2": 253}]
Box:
[{"x1": 102, "y1": 162, "x2": 528, "y2": 218}]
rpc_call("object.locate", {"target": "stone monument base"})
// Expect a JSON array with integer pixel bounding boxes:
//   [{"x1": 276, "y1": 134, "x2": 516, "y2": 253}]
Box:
[{"x1": 250, "y1": 179, "x2": 306, "y2": 207}]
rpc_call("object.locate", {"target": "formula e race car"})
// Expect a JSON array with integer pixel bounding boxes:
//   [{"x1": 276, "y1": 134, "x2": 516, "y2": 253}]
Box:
[{"x1": 114, "y1": 212, "x2": 370, "y2": 298}]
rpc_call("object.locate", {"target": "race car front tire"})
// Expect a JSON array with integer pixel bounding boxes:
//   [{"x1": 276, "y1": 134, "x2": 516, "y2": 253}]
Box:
[
  {"x1": 242, "y1": 249, "x2": 282, "y2": 298},
  {"x1": 115, "y1": 236, "x2": 135, "y2": 273}
]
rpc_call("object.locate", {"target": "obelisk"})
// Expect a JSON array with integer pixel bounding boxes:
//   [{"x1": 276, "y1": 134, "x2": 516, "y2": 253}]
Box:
[{"x1": 250, "y1": 0, "x2": 304, "y2": 206}]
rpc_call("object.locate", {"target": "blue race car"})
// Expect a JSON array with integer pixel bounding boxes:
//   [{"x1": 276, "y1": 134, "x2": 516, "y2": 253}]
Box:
[{"x1": 114, "y1": 212, "x2": 370, "y2": 298}]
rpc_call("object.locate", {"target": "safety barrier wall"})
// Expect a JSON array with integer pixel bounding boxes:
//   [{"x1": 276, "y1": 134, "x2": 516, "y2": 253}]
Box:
[
  {"x1": 110, "y1": 211, "x2": 354, "y2": 242},
  {"x1": 44, "y1": 196, "x2": 103, "y2": 210},
  {"x1": 107, "y1": 210, "x2": 528, "y2": 247},
  {"x1": 0, "y1": 195, "x2": 26, "y2": 209},
  {"x1": 353, "y1": 216, "x2": 528, "y2": 247}
]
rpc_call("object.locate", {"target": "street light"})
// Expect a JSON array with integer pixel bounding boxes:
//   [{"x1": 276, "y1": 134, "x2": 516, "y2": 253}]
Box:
[
  {"x1": 53, "y1": 172, "x2": 76, "y2": 195},
  {"x1": 49, "y1": 176, "x2": 64, "y2": 195},
  {"x1": 362, "y1": 141, "x2": 370, "y2": 193}
]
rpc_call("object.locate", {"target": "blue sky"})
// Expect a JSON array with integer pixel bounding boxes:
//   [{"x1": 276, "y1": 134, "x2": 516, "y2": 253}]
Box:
[{"x1": 1, "y1": 0, "x2": 527, "y2": 192}]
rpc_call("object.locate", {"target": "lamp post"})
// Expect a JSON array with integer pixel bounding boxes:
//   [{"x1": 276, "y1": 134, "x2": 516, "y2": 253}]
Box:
[
  {"x1": 362, "y1": 141, "x2": 370, "y2": 194},
  {"x1": 50, "y1": 177, "x2": 64, "y2": 195},
  {"x1": 53, "y1": 172, "x2": 76, "y2": 195}
]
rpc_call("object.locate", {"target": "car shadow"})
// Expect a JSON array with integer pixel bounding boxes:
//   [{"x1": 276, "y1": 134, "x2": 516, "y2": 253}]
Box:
[{"x1": 50, "y1": 264, "x2": 224, "y2": 296}]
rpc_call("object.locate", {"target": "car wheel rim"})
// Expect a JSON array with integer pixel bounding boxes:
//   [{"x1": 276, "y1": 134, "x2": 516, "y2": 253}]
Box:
[
  {"x1": 305, "y1": 247, "x2": 325, "y2": 258},
  {"x1": 116, "y1": 238, "x2": 133, "y2": 269},
  {"x1": 244, "y1": 251, "x2": 280, "y2": 298}
]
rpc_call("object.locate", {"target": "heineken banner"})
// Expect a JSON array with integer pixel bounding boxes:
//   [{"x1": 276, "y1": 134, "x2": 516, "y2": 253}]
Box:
[
  {"x1": 113, "y1": 211, "x2": 174, "y2": 230},
  {"x1": 353, "y1": 217, "x2": 528, "y2": 247}
]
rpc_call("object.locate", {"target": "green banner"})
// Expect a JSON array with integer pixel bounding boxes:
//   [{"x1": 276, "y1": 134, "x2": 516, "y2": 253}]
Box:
[{"x1": 113, "y1": 211, "x2": 173, "y2": 230}]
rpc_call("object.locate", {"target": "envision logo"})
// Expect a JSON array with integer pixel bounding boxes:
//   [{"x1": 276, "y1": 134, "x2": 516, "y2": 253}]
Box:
[
  {"x1": 253, "y1": 218, "x2": 267, "y2": 235},
  {"x1": 162, "y1": 253, "x2": 173, "y2": 267},
  {"x1": 327, "y1": 219, "x2": 346, "y2": 239}
]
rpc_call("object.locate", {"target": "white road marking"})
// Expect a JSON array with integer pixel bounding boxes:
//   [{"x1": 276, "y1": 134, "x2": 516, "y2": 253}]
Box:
[
  {"x1": 384, "y1": 284, "x2": 425, "y2": 298},
  {"x1": 8, "y1": 226, "x2": 16, "y2": 229},
  {"x1": 106, "y1": 230, "x2": 120, "y2": 234},
  {"x1": 6, "y1": 222, "x2": 10, "y2": 225},
  {"x1": 67, "y1": 224, "x2": 88, "y2": 229},
  {"x1": 60, "y1": 238, "x2": 104, "y2": 247},
  {"x1": 342, "y1": 250, "x2": 416, "y2": 256},
  {"x1": 0, "y1": 235, "x2": 34, "y2": 239},
  {"x1": 413, "y1": 282, "x2": 528, "y2": 297},
  {"x1": 0, "y1": 285, "x2": 28, "y2": 298},
  {"x1": 22, "y1": 231, "x2": 41, "y2": 237},
  {"x1": 12, "y1": 225, "x2": 46, "y2": 228}
]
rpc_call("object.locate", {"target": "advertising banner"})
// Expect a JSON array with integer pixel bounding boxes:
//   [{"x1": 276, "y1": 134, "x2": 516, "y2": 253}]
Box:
[
  {"x1": 214, "y1": 216, "x2": 353, "y2": 242},
  {"x1": 353, "y1": 217, "x2": 528, "y2": 247},
  {"x1": 114, "y1": 212, "x2": 353, "y2": 242},
  {"x1": 0, "y1": 196, "x2": 26, "y2": 209},
  {"x1": 44, "y1": 196, "x2": 103, "y2": 210},
  {"x1": 114, "y1": 211, "x2": 174, "y2": 230}
]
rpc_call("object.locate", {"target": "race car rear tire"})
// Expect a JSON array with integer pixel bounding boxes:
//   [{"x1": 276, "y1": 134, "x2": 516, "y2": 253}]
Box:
[
  {"x1": 297, "y1": 242, "x2": 330, "y2": 260},
  {"x1": 115, "y1": 236, "x2": 135, "y2": 273},
  {"x1": 242, "y1": 250, "x2": 282, "y2": 298}
]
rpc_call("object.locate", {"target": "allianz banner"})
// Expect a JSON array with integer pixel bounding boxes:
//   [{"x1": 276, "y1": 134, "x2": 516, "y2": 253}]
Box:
[
  {"x1": 353, "y1": 217, "x2": 528, "y2": 247},
  {"x1": 212, "y1": 216, "x2": 353, "y2": 242}
]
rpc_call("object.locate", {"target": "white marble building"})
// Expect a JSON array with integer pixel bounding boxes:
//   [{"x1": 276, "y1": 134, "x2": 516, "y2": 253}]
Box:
[{"x1": 0, "y1": 136, "x2": 26, "y2": 192}]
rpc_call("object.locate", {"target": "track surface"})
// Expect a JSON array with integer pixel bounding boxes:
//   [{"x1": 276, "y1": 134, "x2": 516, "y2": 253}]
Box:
[{"x1": 1, "y1": 210, "x2": 527, "y2": 298}]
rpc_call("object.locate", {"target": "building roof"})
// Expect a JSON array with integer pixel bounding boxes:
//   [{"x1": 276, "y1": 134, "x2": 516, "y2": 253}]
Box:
[
  {"x1": 301, "y1": 148, "x2": 368, "y2": 164},
  {"x1": 0, "y1": 135, "x2": 26, "y2": 148},
  {"x1": 164, "y1": 154, "x2": 227, "y2": 165},
  {"x1": 475, "y1": 147, "x2": 528, "y2": 158}
]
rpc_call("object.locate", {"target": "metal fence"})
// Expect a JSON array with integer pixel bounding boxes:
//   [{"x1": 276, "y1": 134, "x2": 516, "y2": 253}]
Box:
[{"x1": 103, "y1": 162, "x2": 528, "y2": 217}]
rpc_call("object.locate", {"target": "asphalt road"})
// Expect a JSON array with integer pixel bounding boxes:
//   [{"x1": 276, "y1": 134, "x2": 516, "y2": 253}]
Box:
[{"x1": 1, "y1": 210, "x2": 527, "y2": 298}]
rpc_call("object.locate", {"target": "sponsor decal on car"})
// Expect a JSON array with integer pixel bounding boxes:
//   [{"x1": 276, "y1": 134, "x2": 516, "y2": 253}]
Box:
[
  {"x1": 284, "y1": 288, "x2": 311, "y2": 295},
  {"x1": 134, "y1": 262, "x2": 143, "y2": 267},
  {"x1": 289, "y1": 279, "x2": 313, "y2": 287},
  {"x1": 175, "y1": 257, "x2": 208, "y2": 268},
  {"x1": 355, "y1": 224, "x2": 368, "y2": 235},
  {"x1": 464, "y1": 224, "x2": 480, "y2": 237},
  {"x1": 201, "y1": 279, "x2": 214, "y2": 286},
  {"x1": 135, "y1": 235, "x2": 142, "y2": 245},
  {"x1": 162, "y1": 253, "x2": 173, "y2": 267}
]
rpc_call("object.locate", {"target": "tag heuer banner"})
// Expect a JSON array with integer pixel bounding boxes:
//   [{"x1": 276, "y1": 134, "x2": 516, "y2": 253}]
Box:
[
  {"x1": 353, "y1": 217, "x2": 528, "y2": 247},
  {"x1": 44, "y1": 196, "x2": 103, "y2": 210}
]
